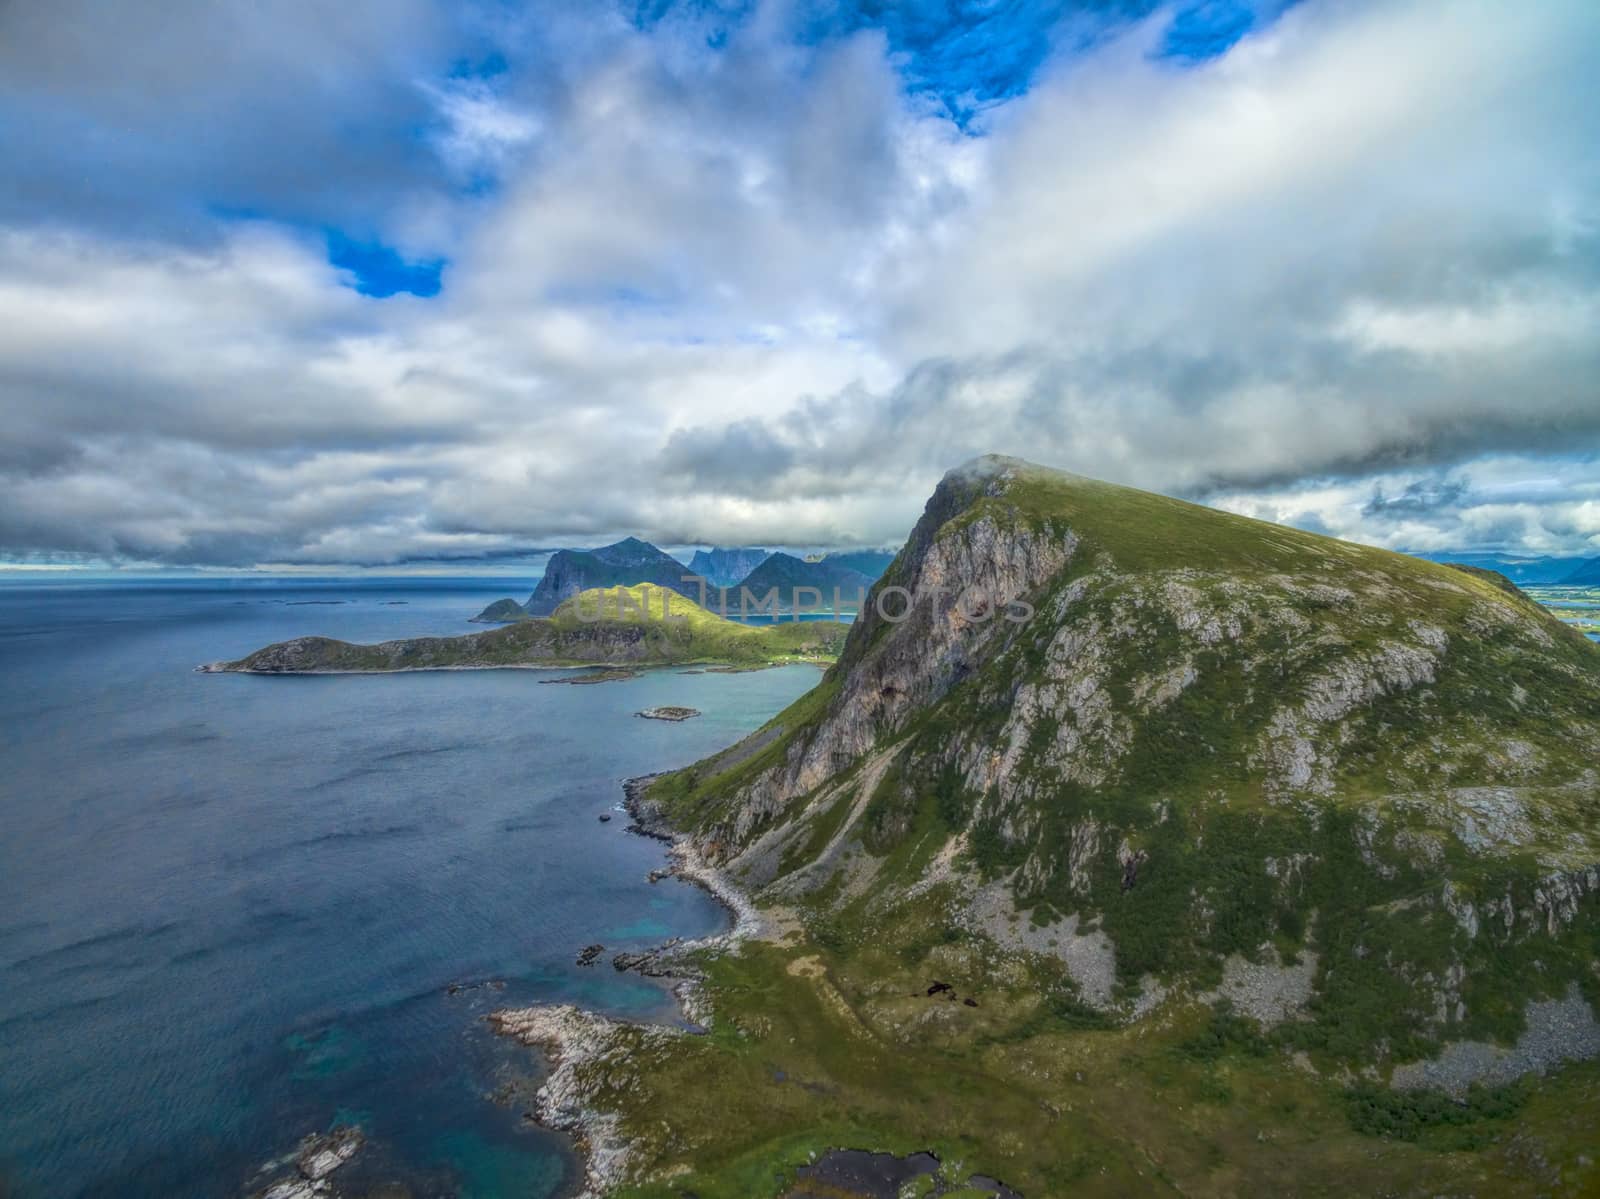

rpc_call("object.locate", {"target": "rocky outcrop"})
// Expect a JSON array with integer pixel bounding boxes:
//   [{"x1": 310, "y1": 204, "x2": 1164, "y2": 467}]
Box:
[
  {"x1": 637, "y1": 706, "x2": 700, "y2": 721},
  {"x1": 489, "y1": 1005, "x2": 671, "y2": 1199},
  {"x1": 247, "y1": 1126, "x2": 363, "y2": 1199}
]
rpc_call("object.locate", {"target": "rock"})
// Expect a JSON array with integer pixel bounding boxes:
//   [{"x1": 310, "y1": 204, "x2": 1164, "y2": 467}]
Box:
[
  {"x1": 251, "y1": 1126, "x2": 363, "y2": 1199},
  {"x1": 611, "y1": 939, "x2": 687, "y2": 977},
  {"x1": 262, "y1": 1182, "x2": 323, "y2": 1199},
  {"x1": 636, "y1": 706, "x2": 702, "y2": 722},
  {"x1": 297, "y1": 1126, "x2": 363, "y2": 1181},
  {"x1": 598, "y1": 813, "x2": 612, "y2": 822},
  {"x1": 576, "y1": 943, "x2": 605, "y2": 966}
]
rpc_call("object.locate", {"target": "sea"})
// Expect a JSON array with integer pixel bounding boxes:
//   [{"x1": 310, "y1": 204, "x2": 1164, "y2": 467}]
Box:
[{"x1": 0, "y1": 576, "x2": 827, "y2": 1198}]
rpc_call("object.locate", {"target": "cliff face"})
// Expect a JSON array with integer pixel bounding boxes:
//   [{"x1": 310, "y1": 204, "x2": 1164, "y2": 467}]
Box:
[
  {"x1": 648, "y1": 456, "x2": 1600, "y2": 1065},
  {"x1": 526, "y1": 538, "x2": 696, "y2": 616}
]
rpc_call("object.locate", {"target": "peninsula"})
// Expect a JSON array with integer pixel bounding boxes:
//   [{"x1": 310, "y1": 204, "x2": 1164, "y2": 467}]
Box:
[{"x1": 205, "y1": 585, "x2": 849, "y2": 674}]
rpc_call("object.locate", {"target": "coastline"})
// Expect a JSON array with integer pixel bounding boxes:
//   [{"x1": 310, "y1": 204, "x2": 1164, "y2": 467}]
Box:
[
  {"x1": 487, "y1": 774, "x2": 767, "y2": 1199},
  {"x1": 196, "y1": 658, "x2": 828, "y2": 676}
]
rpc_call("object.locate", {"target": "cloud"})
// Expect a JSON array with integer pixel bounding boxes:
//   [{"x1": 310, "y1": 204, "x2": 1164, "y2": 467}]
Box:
[
  {"x1": 0, "y1": 0, "x2": 479, "y2": 241},
  {"x1": 0, "y1": 0, "x2": 1596, "y2": 566},
  {"x1": 1213, "y1": 455, "x2": 1600, "y2": 558}
]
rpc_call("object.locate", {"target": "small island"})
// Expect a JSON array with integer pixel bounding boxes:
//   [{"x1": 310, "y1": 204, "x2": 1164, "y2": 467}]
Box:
[
  {"x1": 636, "y1": 706, "x2": 700, "y2": 721},
  {"x1": 203, "y1": 585, "x2": 849, "y2": 674},
  {"x1": 469, "y1": 597, "x2": 529, "y2": 623}
]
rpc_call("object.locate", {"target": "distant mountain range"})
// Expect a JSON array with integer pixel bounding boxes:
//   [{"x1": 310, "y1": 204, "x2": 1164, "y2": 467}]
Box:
[
  {"x1": 1563, "y1": 558, "x2": 1600, "y2": 585},
  {"x1": 686, "y1": 546, "x2": 772, "y2": 590},
  {"x1": 473, "y1": 539, "x2": 899, "y2": 622},
  {"x1": 725, "y1": 551, "x2": 877, "y2": 612},
  {"x1": 811, "y1": 548, "x2": 896, "y2": 578},
  {"x1": 1418, "y1": 551, "x2": 1595, "y2": 586}
]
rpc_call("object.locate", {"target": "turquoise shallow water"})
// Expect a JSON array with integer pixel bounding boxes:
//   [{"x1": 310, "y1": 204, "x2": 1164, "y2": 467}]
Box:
[{"x1": 0, "y1": 578, "x2": 825, "y2": 1197}]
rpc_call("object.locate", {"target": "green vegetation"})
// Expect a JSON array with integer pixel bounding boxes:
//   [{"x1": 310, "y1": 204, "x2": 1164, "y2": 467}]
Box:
[
  {"x1": 1342, "y1": 1080, "x2": 1529, "y2": 1148},
  {"x1": 218, "y1": 584, "x2": 849, "y2": 673},
  {"x1": 579, "y1": 938, "x2": 1600, "y2": 1198},
  {"x1": 513, "y1": 460, "x2": 1600, "y2": 1196}
]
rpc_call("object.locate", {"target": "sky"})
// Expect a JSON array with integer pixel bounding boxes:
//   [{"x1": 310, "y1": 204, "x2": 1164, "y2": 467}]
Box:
[{"x1": 0, "y1": 0, "x2": 1596, "y2": 571}]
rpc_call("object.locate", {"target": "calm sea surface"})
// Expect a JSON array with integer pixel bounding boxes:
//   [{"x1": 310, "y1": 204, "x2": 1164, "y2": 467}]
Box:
[{"x1": 0, "y1": 577, "x2": 824, "y2": 1197}]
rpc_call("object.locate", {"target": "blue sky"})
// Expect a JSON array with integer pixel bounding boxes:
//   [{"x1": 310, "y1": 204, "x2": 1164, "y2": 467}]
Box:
[{"x1": 0, "y1": 0, "x2": 1595, "y2": 569}]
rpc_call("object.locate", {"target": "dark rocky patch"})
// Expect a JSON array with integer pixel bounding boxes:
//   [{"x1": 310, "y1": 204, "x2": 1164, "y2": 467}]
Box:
[{"x1": 787, "y1": 1149, "x2": 1023, "y2": 1198}]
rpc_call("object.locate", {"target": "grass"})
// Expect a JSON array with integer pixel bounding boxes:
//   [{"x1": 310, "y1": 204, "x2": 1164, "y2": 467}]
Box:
[{"x1": 585, "y1": 932, "x2": 1600, "y2": 1198}]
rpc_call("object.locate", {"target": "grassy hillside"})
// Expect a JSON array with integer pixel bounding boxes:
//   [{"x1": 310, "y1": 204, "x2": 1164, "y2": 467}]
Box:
[
  {"x1": 213, "y1": 585, "x2": 848, "y2": 672},
  {"x1": 504, "y1": 457, "x2": 1600, "y2": 1198}
]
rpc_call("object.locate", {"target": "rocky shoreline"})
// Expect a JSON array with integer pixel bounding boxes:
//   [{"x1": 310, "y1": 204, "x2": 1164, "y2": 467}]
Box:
[{"x1": 487, "y1": 774, "x2": 767, "y2": 1198}]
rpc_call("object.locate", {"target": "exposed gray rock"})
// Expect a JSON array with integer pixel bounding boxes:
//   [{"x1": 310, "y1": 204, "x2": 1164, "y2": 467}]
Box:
[
  {"x1": 1390, "y1": 984, "x2": 1600, "y2": 1096},
  {"x1": 1204, "y1": 947, "x2": 1319, "y2": 1027}
]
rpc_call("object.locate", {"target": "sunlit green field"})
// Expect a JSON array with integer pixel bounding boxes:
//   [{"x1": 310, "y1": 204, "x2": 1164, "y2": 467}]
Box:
[{"x1": 1527, "y1": 586, "x2": 1600, "y2": 640}]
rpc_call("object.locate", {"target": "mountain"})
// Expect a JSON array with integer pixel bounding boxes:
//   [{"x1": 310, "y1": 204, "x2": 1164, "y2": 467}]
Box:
[
  {"x1": 659, "y1": 457, "x2": 1600, "y2": 1021},
  {"x1": 728, "y1": 551, "x2": 877, "y2": 611},
  {"x1": 524, "y1": 537, "x2": 696, "y2": 616},
  {"x1": 1561, "y1": 557, "x2": 1600, "y2": 585},
  {"x1": 1419, "y1": 551, "x2": 1589, "y2": 586},
  {"x1": 498, "y1": 456, "x2": 1600, "y2": 1197},
  {"x1": 687, "y1": 546, "x2": 772, "y2": 590},
  {"x1": 469, "y1": 597, "x2": 529, "y2": 623},
  {"x1": 209, "y1": 585, "x2": 848, "y2": 673},
  {"x1": 818, "y1": 548, "x2": 897, "y2": 579}
]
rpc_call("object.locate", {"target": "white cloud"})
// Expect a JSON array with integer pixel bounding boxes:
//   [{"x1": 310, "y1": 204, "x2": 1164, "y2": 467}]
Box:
[{"x1": 0, "y1": 0, "x2": 1597, "y2": 566}]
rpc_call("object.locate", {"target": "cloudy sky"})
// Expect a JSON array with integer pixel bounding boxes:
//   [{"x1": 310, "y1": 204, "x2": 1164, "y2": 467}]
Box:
[{"x1": 1, "y1": 0, "x2": 1596, "y2": 570}]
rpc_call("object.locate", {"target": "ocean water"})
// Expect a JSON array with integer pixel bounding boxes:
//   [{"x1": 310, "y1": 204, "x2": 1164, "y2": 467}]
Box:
[{"x1": 0, "y1": 578, "x2": 825, "y2": 1197}]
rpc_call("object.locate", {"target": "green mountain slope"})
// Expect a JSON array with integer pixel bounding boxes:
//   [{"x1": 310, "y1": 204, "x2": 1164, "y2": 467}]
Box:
[
  {"x1": 654, "y1": 458, "x2": 1600, "y2": 1020},
  {"x1": 209, "y1": 585, "x2": 848, "y2": 673}
]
